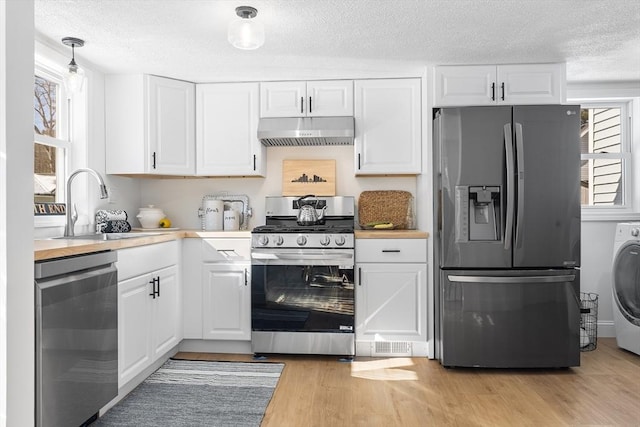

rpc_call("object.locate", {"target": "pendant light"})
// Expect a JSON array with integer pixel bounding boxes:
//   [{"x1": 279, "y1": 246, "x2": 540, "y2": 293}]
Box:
[
  {"x1": 228, "y1": 6, "x2": 265, "y2": 50},
  {"x1": 61, "y1": 37, "x2": 85, "y2": 94}
]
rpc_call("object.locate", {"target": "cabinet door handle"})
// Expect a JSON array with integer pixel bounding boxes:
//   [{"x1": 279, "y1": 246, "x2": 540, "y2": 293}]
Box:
[
  {"x1": 491, "y1": 82, "x2": 495, "y2": 101},
  {"x1": 357, "y1": 153, "x2": 361, "y2": 170},
  {"x1": 148, "y1": 277, "x2": 157, "y2": 299},
  {"x1": 244, "y1": 268, "x2": 248, "y2": 286},
  {"x1": 253, "y1": 154, "x2": 256, "y2": 171},
  {"x1": 309, "y1": 96, "x2": 312, "y2": 113},
  {"x1": 382, "y1": 249, "x2": 401, "y2": 253},
  {"x1": 501, "y1": 82, "x2": 505, "y2": 101},
  {"x1": 358, "y1": 267, "x2": 362, "y2": 286},
  {"x1": 301, "y1": 96, "x2": 304, "y2": 114},
  {"x1": 156, "y1": 276, "x2": 160, "y2": 297},
  {"x1": 152, "y1": 152, "x2": 157, "y2": 169}
]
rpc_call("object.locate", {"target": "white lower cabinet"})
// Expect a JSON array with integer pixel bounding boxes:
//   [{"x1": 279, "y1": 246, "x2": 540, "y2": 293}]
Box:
[
  {"x1": 117, "y1": 241, "x2": 182, "y2": 388},
  {"x1": 118, "y1": 274, "x2": 152, "y2": 386},
  {"x1": 355, "y1": 239, "x2": 428, "y2": 357},
  {"x1": 182, "y1": 237, "x2": 252, "y2": 349},
  {"x1": 202, "y1": 262, "x2": 251, "y2": 340},
  {"x1": 150, "y1": 266, "x2": 181, "y2": 358}
]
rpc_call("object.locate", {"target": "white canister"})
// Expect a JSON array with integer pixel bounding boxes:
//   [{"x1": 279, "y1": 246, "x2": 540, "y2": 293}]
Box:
[
  {"x1": 204, "y1": 200, "x2": 224, "y2": 231},
  {"x1": 223, "y1": 209, "x2": 240, "y2": 231}
]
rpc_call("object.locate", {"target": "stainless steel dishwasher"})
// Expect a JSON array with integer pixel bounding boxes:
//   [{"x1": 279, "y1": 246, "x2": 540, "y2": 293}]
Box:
[{"x1": 35, "y1": 250, "x2": 118, "y2": 427}]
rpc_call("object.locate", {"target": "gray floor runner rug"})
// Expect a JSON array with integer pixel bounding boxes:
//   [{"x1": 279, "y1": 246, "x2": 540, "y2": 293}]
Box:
[{"x1": 94, "y1": 359, "x2": 284, "y2": 427}]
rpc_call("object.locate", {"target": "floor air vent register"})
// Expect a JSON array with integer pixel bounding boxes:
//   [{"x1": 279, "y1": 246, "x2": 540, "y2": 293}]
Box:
[{"x1": 372, "y1": 341, "x2": 413, "y2": 357}]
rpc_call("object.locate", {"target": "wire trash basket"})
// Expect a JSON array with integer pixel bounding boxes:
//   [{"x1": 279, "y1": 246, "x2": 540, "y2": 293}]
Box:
[{"x1": 580, "y1": 292, "x2": 598, "y2": 352}]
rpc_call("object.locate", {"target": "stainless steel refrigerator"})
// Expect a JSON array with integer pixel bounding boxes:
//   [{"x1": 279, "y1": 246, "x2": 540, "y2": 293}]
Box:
[{"x1": 433, "y1": 105, "x2": 581, "y2": 368}]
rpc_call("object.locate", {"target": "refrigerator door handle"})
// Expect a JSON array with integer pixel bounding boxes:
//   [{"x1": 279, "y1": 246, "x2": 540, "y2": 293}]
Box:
[
  {"x1": 447, "y1": 274, "x2": 576, "y2": 283},
  {"x1": 515, "y1": 123, "x2": 525, "y2": 249},
  {"x1": 504, "y1": 123, "x2": 515, "y2": 250}
]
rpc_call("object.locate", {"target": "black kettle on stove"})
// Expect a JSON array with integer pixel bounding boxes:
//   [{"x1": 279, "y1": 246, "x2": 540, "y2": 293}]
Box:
[{"x1": 296, "y1": 195, "x2": 326, "y2": 226}]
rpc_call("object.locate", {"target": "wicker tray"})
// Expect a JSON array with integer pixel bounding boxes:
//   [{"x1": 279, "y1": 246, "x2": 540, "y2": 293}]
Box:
[{"x1": 358, "y1": 190, "x2": 415, "y2": 229}]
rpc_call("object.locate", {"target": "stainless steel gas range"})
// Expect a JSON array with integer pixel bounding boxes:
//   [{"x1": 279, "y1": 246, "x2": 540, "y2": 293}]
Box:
[{"x1": 251, "y1": 196, "x2": 355, "y2": 356}]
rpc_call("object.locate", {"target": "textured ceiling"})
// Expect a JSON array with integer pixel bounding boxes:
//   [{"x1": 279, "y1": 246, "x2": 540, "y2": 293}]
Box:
[{"x1": 34, "y1": 0, "x2": 640, "y2": 83}]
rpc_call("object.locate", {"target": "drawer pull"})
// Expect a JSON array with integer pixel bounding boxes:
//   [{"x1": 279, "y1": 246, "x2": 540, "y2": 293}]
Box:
[{"x1": 381, "y1": 249, "x2": 401, "y2": 253}]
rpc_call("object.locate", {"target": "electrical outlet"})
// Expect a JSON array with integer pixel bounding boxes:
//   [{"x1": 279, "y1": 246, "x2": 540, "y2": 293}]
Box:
[{"x1": 108, "y1": 187, "x2": 118, "y2": 204}]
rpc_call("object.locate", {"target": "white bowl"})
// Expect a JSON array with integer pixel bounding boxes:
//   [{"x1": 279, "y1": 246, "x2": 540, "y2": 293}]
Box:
[{"x1": 136, "y1": 205, "x2": 165, "y2": 229}]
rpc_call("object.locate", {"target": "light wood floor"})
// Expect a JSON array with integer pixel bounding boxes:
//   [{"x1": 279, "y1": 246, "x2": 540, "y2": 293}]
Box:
[{"x1": 175, "y1": 338, "x2": 640, "y2": 427}]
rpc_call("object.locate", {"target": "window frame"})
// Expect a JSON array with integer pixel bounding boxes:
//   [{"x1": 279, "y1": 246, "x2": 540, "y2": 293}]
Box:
[
  {"x1": 34, "y1": 60, "x2": 71, "y2": 227},
  {"x1": 580, "y1": 101, "x2": 630, "y2": 206},
  {"x1": 569, "y1": 96, "x2": 639, "y2": 221}
]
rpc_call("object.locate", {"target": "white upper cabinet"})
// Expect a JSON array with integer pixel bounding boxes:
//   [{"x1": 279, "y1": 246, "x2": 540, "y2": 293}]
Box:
[
  {"x1": 498, "y1": 64, "x2": 565, "y2": 104},
  {"x1": 434, "y1": 63, "x2": 565, "y2": 107},
  {"x1": 354, "y1": 78, "x2": 422, "y2": 175},
  {"x1": 260, "y1": 80, "x2": 353, "y2": 117},
  {"x1": 196, "y1": 82, "x2": 265, "y2": 176},
  {"x1": 106, "y1": 74, "x2": 196, "y2": 175},
  {"x1": 306, "y1": 80, "x2": 354, "y2": 117}
]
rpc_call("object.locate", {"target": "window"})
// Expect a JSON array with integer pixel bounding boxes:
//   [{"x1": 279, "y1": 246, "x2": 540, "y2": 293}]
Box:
[
  {"x1": 34, "y1": 67, "x2": 69, "y2": 205},
  {"x1": 579, "y1": 100, "x2": 634, "y2": 215}
]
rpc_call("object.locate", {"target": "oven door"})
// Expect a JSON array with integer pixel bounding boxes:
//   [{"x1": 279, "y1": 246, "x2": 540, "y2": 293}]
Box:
[{"x1": 251, "y1": 248, "x2": 355, "y2": 333}]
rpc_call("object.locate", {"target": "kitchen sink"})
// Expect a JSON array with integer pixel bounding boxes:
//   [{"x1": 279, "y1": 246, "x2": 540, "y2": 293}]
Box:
[{"x1": 51, "y1": 232, "x2": 165, "y2": 241}]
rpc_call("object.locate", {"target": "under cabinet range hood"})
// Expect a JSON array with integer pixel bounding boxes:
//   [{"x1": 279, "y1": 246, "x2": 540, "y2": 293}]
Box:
[{"x1": 257, "y1": 117, "x2": 354, "y2": 146}]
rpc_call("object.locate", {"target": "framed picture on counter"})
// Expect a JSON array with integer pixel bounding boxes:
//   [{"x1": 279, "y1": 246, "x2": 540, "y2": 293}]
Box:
[{"x1": 282, "y1": 159, "x2": 336, "y2": 196}]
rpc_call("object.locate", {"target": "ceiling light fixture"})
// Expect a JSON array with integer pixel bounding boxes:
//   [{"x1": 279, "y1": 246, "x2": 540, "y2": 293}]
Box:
[
  {"x1": 61, "y1": 37, "x2": 85, "y2": 94},
  {"x1": 228, "y1": 6, "x2": 265, "y2": 50}
]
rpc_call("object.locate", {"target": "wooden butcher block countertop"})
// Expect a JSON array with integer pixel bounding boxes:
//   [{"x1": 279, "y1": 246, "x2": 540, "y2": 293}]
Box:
[{"x1": 34, "y1": 230, "x2": 252, "y2": 261}]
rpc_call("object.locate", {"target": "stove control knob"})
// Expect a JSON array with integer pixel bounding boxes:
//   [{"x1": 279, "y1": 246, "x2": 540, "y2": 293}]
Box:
[
  {"x1": 632, "y1": 228, "x2": 640, "y2": 237},
  {"x1": 274, "y1": 235, "x2": 284, "y2": 246},
  {"x1": 296, "y1": 236, "x2": 307, "y2": 246},
  {"x1": 319, "y1": 235, "x2": 331, "y2": 246},
  {"x1": 335, "y1": 235, "x2": 346, "y2": 246},
  {"x1": 258, "y1": 235, "x2": 269, "y2": 246}
]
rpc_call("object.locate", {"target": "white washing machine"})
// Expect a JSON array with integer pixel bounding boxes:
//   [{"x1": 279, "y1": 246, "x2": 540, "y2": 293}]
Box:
[{"x1": 612, "y1": 223, "x2": 640, "y2": 355}]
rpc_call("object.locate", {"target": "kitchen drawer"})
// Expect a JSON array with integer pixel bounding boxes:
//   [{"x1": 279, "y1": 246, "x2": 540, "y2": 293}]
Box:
[
  {"x1": 202, "y1": 238, "x2": 250, "y2": 262},
  {"x1": 356, "y1": 239, "x2": 427, "y2": 263},
  {"x1": 117, "y1": 240, "x2": 179, "y2": 281}
]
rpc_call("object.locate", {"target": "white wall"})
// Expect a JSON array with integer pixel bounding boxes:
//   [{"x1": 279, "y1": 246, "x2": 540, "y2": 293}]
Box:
[
  {"x1": 580, "y1": 221, "x2": 619, "y2": 335},
  {"x1": 139, "y1": 146, "x2": 418, "y2": 230},
  {"x1": 1, "y1": 1, "x2": 35, "y2": 426}
]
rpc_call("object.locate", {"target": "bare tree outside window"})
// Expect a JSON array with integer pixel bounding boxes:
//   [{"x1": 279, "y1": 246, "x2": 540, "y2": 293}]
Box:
[{"x1": 34, "y1": 75, "x2": 59, "y2": 202}]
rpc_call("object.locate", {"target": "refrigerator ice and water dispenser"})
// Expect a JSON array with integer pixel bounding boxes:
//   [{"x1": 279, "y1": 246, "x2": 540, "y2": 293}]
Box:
[{"x1": 455, "y1": 185, "x2": 501, "y2": 242}]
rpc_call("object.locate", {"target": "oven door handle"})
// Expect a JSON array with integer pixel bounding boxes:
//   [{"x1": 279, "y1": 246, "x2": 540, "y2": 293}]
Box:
[
  {"x1": 278, "y1": 253, "x2": 353, "y2": 261},
  {"x1": 252, "y1": 252, "x2": 353, "y2": 261}
]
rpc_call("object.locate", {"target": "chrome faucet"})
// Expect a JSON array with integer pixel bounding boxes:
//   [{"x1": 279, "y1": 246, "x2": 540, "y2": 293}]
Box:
[{"x1": 64, "y1": 168, "x2": 109, "y2": 237}]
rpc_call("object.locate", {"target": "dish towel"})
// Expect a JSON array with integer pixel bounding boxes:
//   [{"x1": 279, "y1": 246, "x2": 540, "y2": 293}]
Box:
[
  {"x1": 95, "y1": 209, "x2": 128, "y2": 223},
  {"x1": 95, "y1": 210, "x2": 131, "y2": 233},
  {"x1": 97, "y1": 220, "x2": 132, "y2": 233}
]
